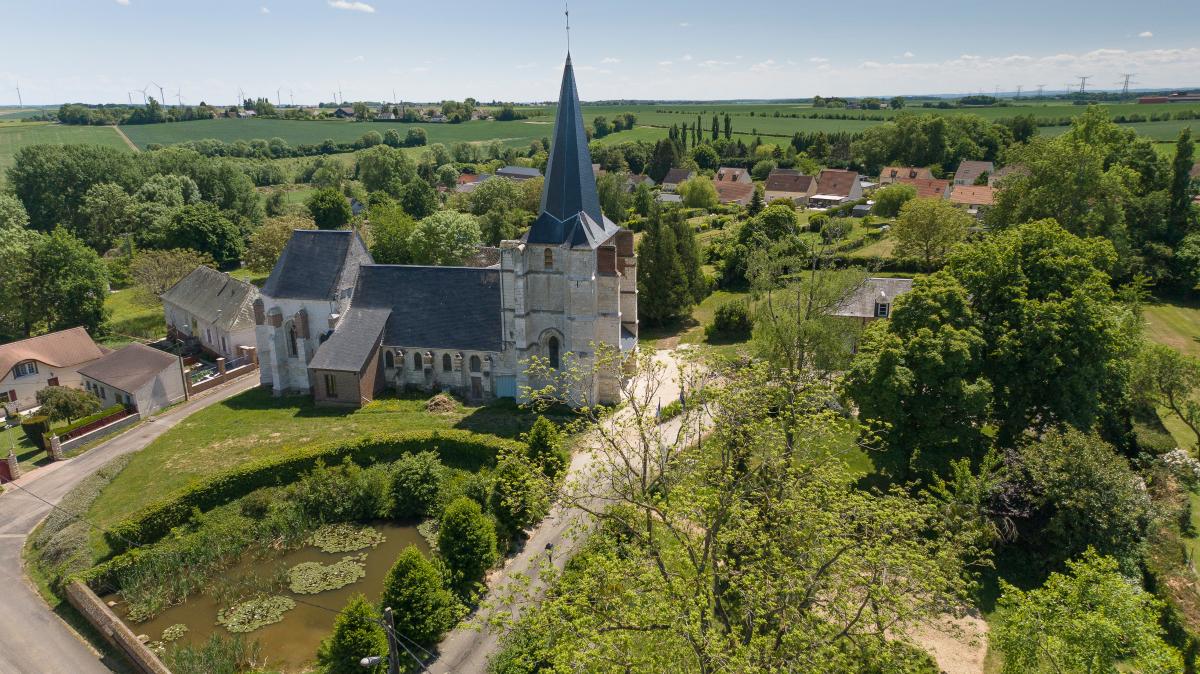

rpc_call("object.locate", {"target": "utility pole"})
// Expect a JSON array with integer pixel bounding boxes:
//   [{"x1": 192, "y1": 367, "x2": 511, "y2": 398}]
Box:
[
  {"x1": 1118, "y1": 73, "x2": 1137, "y2": 97},
  {"x1": 1036, "y1": 84, "x2": 1045, "y2": 98},
  {"x1": 1077, "y1": 75, "x2": 1091, "y2": 94},
  {"x1": 1015, "y1": 84, "x2": 1022, "y2": 100},
  {"x1": 383, "y1": 608, "x2": 402, "y2": 674},
  {"x1": 14, "y1": 80, "x2": 21, "y2": 107}
]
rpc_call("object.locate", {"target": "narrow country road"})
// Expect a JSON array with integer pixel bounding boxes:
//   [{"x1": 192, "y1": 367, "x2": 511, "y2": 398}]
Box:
[
  {"x1": 428, "y1": 351, "x2": 685, "y2": 673},
  {"x1": 0, "y1": 374, "x2": 258, "y2": 674}
]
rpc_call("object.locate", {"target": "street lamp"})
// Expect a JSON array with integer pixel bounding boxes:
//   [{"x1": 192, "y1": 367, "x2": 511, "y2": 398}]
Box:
[{"x1": 359, "y1": 656, "x2": 384, "y2": 668}]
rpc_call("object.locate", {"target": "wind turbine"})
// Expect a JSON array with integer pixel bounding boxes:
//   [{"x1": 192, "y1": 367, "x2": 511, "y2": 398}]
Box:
[
  {"x1": 237, "y1": 87, "x2": 245, "y2": 107},
  {"x1": 289, "y1": 89, "x2": 294, "y2": 107},
  {"x1": 13, "y1": 80, "x2": 21, "y2": 107},
  {"x1": 175, "y1": 87, "x2": 184, "y2": 106},
  {"x1": 276, "y1": 87, "x2": 282, "y2": 107},
  {"x1": 138, "y1": 86, "x2": 149, "y2": 105},
  {"x1": 151, "y1": 81, "x2": 165, "y2": 105},
  {"x1": 127, "y1": 91, "x2": 134, "y2": 105}
]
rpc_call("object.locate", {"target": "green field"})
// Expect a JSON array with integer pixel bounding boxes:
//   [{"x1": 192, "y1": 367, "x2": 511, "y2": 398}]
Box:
[{"x1": 0, "y1": 121, "x2": 130, "y2": 182}]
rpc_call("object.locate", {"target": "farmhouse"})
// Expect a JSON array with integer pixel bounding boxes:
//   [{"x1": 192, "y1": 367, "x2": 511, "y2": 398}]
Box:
[
  {"x1": 78, "y1": 343, "x2": 187, "y2": 415},
  {"x1": 878, "y1": 166, "x2": 933, "y2": 185},
  {"x1": 0, "y1": 328, "x2": 108, "y2": 412},
  {"x1": 256, "y1": 55, "x2": 637, "y2": 408},
  {"x1": 161, "y1": 266, "x2": 260, "y2": 361},
  {"x1": 810, "y1": 169, "x2": 863, "y2": 208},
  {"x1": 497, "y1": 166, "x2": 542, "y2": 181},
  {"x1": 333, "y1": 106, "x2": 356, "y2": 119},
  {"x1": 988, "y1": 163, "x2": 1029, "y2": 187},
  {"x1": 715, "y1": 181, "x2": 755, "y2": 206},
  {"x1": 949, "y1": 184, "x2": 996, "y2": 216},
  {"x1": 661, "y1": 168, "x2": 695, "y2": 192},
  {"x1": 764, "y1": 169, "x2": 815, "y2": 204},
  {"x1": 715, "y1": 167, "x2": 752, "y2": 184},
  {"x1": 952, "y1": 160, "x2": 994, "y2": 186},
  {"x1": 835, "y1": 277, "x2": 914, "y2": 323},
  {"x1": 624, "y1": 174, "x2": 654, "y2": 192},
  {"x1": 897, "y1": 177, "x2": 952, "y2": 200}
]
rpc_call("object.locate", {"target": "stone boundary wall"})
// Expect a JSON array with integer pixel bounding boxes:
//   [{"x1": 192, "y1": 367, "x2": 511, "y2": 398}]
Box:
[
  {"x1": 64, "y1": 580, "x2": 172, "y2": 674},
  {"x1": 187, "y1": 362, "x2": 257, "y2": 396},
  {"x1": 59, "y1": 413, "x2": 142, "y2": 453}
]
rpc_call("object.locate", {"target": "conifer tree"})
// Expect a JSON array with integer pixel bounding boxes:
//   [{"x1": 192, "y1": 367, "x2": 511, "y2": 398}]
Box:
[
  {"x1": 712, "y1": 115, "x2": 720, "y2": 141},
  {"x1": 1168, "y1": 127, "x2": 1196, "y2": 242},
  {"x1": 637, "y1": 206, "x2": 692, "y2": 326},
  {"x1": 748, "y1": 184, "x2": 765, "y2": 216},
  {"x1": 724, "y1": 113, "x2": 732, "y2": 140}
]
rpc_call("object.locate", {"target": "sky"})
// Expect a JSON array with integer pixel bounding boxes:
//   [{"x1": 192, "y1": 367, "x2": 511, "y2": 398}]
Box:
[{"x1": 2, "y1": 0, "x2": 1198, "y2": 106}]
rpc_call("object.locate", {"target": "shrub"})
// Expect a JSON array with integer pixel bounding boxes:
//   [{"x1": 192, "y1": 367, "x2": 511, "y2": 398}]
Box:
[
  {"x1": 21, "y1": 415, "x2": 50, "y2": 449},
  {"x1": 705, "y1": 299, "x2": 753, "y2": 341},
  {"x1": 316, "y1": 594, "x2": 388, "y2": 674},
  {"x1": 166, "y1": 634, "x2": 263, "y2": 674},
  {"x1": 490, "y1": 450, "x2": 551, "y2": 536},
  {"x1": 522, "y1": 416, "x2": 567, "y2": 478},
  {"x1": 287, "y1": 460, "x2": 390, "y2": 523},
  {"x1": 438, "y1": 497, "x2": 498, "y2": 597},
  {"x1": 391, "y1": 451, "x2": 446, "y2": 519},
  {"x1": 379, "y1": 546, "x2": 460, "y2": 647}
]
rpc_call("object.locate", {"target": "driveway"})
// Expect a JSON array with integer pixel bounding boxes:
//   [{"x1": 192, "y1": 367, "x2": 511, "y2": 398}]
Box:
[
  {"x1": 428, "y1": 351, "x2": 685, "y2": 673},
  {"x1": 0, "y1": 374, "x2": 258, "y2": 674}
]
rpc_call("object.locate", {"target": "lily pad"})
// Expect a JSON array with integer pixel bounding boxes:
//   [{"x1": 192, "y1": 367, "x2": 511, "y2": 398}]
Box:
[
  {"x1": 161, "y1": 623, "x2": 188, "y2": 642},
  {"x1": 217, "y1": 595, "x2": 295, "y2": 633},
  {"x1": 288, "y1": 556, "x2": 367, "y2": 594},
  {"x1": 306, "y1": 524, "x2": 385, "y2": 553}
]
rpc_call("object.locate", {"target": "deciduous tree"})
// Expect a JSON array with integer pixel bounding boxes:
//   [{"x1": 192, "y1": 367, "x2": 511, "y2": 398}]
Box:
[
  {"x1": 316, "y1": 593, "x2": 387, "y2": 674},
  {"x1": 437, "y1": 497, "x2": 498, "y2": 597},
  {"x1": 245, "y1": 214, "x2": 316, "y2": 273},
  {"x1": 1132, "y1": 341, "x2": 1200, "y2": 450},
  {"x1": 307, "y1": 188, "x2": 353, "y2": 230},
  {"x1": 892, "y1": 197, "x2": 970, "y2": 268},
  {"x1": 35, "y1": 386, "x2": 102, "y2": 424},
  {"x1": 129, "y1": 248, "x2": 216, "y2": 305},
  {"x1": 379, "y1": 547, "x2": 461, "y2": 647},
  {"x1": 161, "y1": 202, "x2": 244, "y2": 267},
  {"x1": 406, "y1": 211, "x2": 481, "y2": 266}
]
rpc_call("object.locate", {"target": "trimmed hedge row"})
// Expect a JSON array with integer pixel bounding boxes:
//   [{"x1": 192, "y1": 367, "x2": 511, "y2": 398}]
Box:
[{"x1": 101, "y1": 430, "x2": 521, "y2": 557}]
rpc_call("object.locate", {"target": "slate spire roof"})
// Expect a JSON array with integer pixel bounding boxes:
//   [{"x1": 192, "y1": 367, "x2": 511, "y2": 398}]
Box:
[{"x1": 525, "y1": 54, "x2": 618, "y2": 249}]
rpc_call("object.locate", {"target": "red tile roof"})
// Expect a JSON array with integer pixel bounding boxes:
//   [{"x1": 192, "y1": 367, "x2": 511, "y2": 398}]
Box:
[
  {"x1": 764, "y1": 170, "x2": 813, "y2": 194},
  {"x1": 949, "y1": 185, "x2": 996, "y2": 206},
  {"x1": 0, "y1": 327, "x2": 107, "y2": 379},
  {"x1": 715, "y1": 167, "x2": 750, "y2": 183},
  {"x1": 880, "y1": 166, "x2": 932, "y2": 182},
  {"x1": 715, "y1": 181, "x2": 755, "y2": 205},
  {"x1": 897, "y1": 177, "x2": 951, "y2": 200},
  {"x1": 816, "y1": 169, "x2": 860, "y2": 197}
]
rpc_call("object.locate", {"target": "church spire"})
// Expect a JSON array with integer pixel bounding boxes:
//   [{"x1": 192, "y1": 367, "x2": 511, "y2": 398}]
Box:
[{"x1": 528, "y1": 54, "x2": 605, "y2": 244}]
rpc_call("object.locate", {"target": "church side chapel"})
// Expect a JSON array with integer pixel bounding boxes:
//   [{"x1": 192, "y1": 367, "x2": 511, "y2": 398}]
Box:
[{"x1": 253, "y1": 55, "x2": 638, "y2": 407}]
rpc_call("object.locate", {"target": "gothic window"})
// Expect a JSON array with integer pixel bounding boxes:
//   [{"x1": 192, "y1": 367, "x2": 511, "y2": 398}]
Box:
[
  {"x1": 324, "y1": 373, "x2": 338, "y2": 398},
  {"x1": 287, "y1": 323, "x2": 298, "y2": 357},
  {"x1": 414, "y1": 352, "x2": 422, "y2": 369},
  {"x1": 442, "y1": 353, "x2": 452, "y2": 372},
  {"x1": 548, "y1": 336, "x2": 560, "y2": 369},
  {"x1": 544, "y1": 248, "x2": 554, "y2": 269},
  {"x1": 384, "y1": 350, "x2": 395, "y2": 369},
  {"x1": 469, "y1": 355, "x2": 481, "y2": 373}
]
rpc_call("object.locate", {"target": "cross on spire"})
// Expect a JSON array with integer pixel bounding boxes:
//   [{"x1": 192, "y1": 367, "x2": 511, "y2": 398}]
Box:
[{"x1": 565, "y1": 3, "x2": 570, "y2": 53}]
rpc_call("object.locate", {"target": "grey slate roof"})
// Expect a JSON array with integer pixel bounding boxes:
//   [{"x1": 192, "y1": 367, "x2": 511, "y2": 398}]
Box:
[
  {"x1": 160, "y1": 266, "x2": 259, "y2": 332},
  {"x1": 525, "y1": 55, "x2": 619, "y2": 250},
  {"x1": 261, "y1": 230, "x2": 373, "y2": 301},
  {"x1": 308, "y1": 307, "x2": 390, "y2": 372},
  {"x1": 954, "y1": 160, "x2": 994, "y2": 184},
  {"x1": 834, "y1": 278, "x2": 914, "y2": 318},
  {"x1": 78, "y1": 343, "x2": 179, "y2": 393},
  {"x1": 352, "y1": 265, "x2": 504, "y2": 352},
  {"x1": 497, "y1": 166, "x2": 542, "y2": 180},
  {"x1": 662, "y1": 168, "x2": 695, "y2": 185}
]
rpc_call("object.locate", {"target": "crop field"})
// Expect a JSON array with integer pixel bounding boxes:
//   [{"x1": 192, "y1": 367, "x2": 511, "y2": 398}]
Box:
[
  {"x1": 0, "y1": 121, "x2": 130, "y2": 183},
  {"x1": 0, "y1": 107, "x2": 46, "y2": 120},
  {"x1": 119, "y1": 117, "x2": 557, "y2": 150}
]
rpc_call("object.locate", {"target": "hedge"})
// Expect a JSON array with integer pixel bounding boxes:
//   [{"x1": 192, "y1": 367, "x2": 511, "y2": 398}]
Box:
[
  {"x1": 101, "y1": 430, "x2": 521, "y2": 557},
  {"x1": 53, "y1": 404, "x2": 125, "y2": 436},
  {"x1": 21, "y1": 415, "x2": 50, "y2": 449}
]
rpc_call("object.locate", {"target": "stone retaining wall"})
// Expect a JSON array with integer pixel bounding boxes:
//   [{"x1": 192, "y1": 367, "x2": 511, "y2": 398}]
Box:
[
  {"x1": 59, "y1": 413, "x2": 142, "y2": 453},
  {"x1": 64, "y1": 580, "x2": 172, "y2": 674}
]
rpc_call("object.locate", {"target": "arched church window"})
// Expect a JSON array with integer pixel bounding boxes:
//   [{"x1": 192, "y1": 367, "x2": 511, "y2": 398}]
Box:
[
  {"x1": 443, "y1": 353, "x2": 452, "y2": 372},
  {"x1": 414, "y1": 352, "x2": 422, "y2": 369},
  {"x1": 548, "y1": 336, "x2": 560, "y2": 370},
  {"x1": 287, "y1": 323, "x2": 298, "y2": 357},
  {"x1": 384, "y1": 350, "x2": 395, "y2": 368},
  {"x1": 544, "y1": 248, "x2": 554, "y2": 269},
  {"x1": 470, "y1": 355, "x2": 481, "y2": 373}
]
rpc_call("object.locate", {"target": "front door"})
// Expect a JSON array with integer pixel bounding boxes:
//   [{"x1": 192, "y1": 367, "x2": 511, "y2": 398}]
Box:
[
  {"x1": 471, "y1": 377, "x2": 482, "y2": 400},
  {"x1": 46, "y1": 377, "x2": 59, "y2": 387}
]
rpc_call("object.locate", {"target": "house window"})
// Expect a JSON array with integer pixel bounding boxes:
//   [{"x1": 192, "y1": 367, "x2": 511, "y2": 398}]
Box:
[
  {"x1": 875, "y1": 302, "x2": 890, "y2": 318},
  {"x1": 324, "y1": 373, "x2": 338, "y2": 398},
  {"x1": 548, "y1": 336, "x2": 560, "y2": 369},
  {"x1": 544, "y1": 248, "x2": 554, "y2": 269},
  {"x1": 384, "y1": 350, "x2": 395, "y2": 369},
  {"x1": 98, "y1": 387, "x2": 107, "y2": 400},
  {"x1": 12, "y1": 361, "x2": 38, "y2": 378},
  {"x1": 287, "y1": 324, "x2": 298, "y2": 357},
  {"x1": 470, "y1": 355, "x2": 481, "y2": 373},
  {"x1": 414, "y1": 352, "x2": 423, "y2": 369},
  {"x1": 442, "y1": 354, "x2": 452, "y2": 372}
]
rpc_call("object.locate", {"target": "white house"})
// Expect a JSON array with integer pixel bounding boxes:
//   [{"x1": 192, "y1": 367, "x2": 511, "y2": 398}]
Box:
[
  {"x1": 161, "y1": 266, "x2": 260, "y2": 361},
  {"x1": 78, "y1": 343, "x2": 187, "y2": 415},
  {"x1": 0, "y1": 327, "x2": 108, "y2": 413}
]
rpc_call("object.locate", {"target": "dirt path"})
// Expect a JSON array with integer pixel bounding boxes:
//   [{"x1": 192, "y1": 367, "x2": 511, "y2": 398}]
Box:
[
  {"x1": 909, "y1": 611, "x2": 990, "y2": 674},
  {"x1": 110, "y1": 125, "x2": 139, "y2": 152}
]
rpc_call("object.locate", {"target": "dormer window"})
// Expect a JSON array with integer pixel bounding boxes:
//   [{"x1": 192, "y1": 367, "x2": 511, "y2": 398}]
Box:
[
  {"x1": 12, "y1": 361, "x2": 38, "y2": 378},
  {"x1": 544, "y1": 248, "x2": 554, "y2": 269},
  {"x1": 875, "y1": 302, "x2": 890, "y2": 318}
]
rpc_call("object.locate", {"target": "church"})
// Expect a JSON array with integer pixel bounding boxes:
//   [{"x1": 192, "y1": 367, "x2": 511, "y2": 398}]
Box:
[{"x1": 252, "y1": 55, "x2": 638, "y2": 407}]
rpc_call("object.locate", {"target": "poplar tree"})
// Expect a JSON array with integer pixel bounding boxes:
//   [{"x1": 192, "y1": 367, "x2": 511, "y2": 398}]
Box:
[
  {"x1": 1168, "y1": 127, "x2": 1196, "y2": 242},
  {"x1": 712, "y1": 114, "x2": 720, "y2": 140}
]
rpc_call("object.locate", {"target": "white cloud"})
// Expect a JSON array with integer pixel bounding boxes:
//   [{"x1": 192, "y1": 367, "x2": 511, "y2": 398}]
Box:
[
  {"x1": 860, "y1": 60, "x2": 883, "y2": 69},
  {"x1": 114, "y1": 0, "x2": 130, "y2": 5},
  {"x1": 809, "y1": 56, "x2": 829, "y2": 63},
  {"x1": 658, "y1": 61, "x2": 673, "y2": 67},
  {"x1": 679, "y1": 22, "x2": 690, "y2": 27},
  {"x1": 699, "y1": 59, "x2": 733, "y2": 68},
  {"x1": 749, "y1": 59, "x2": 779, "y2": 72},
  {"x1": 903, "y1": 51, "x2": 914, "y2": 58},
  {"x1": 348, "y1": 55, "x2": 364, "y2": 63},
  {"x1": 1139, "y1": 31, "x2": 1153, "y2": 38},
  {"x1": 328, "y1": 0, "x2": 374, "y2": 13},
  {"x1": 682, "y1": 54, "x2": 693, "y2": 62},
  {"x1": 600, "y1": 57, "x2": 621, "y2": 64},
  {"x1": 260, "y1": 6, "x2": 269, "y2": 14}
]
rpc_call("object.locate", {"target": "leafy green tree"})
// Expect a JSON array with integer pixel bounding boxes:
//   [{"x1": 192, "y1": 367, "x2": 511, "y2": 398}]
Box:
[
  {"x1": 1132, "y1": 342, "x2": 1200, "y2": 450},
  {"x1": 399, "y1": 179, "x2": 438, "y2": 219},
  {"x1": 78, "y1": 183, "x2": 135, "y2": 251},
  {"x1": 405, "y1": 128, "x2": 428, "y2": 147},
  {"x1": 13, "y1": 229, "x2": 109, "y2": 337},
  {"x1": 596, "y1": 173, "x2": 629, "y2": 224},
  {"x1": 1167, "y1": 127, "x2": 1197, "y2": 242},
  {"x1": 646, "y1": 139, "x2": 678, "y2": 184},
  {"x1": 35, "y1": 386, "x2": 102, "y2": 423},
  {"x1": 316, "y1": 593, "x2": 387, "y2": 674},
  {"x1": 162, "y1": 203, "x2": 244, "y2": 267},
  {"x1": 747, "y1": 184, "x2": 765, "y2": 216},
  {"x1": 750, "y1": 159, "x2": 776, "y2": 181},
  {"x1": 434, "y1": 164, "x2": 459, "y2": 190},
  {"x1": 8, "y1": 143, "x2": 142, "y2": 234},
  {"x1": 636, "y1": 208, "x2": 690, "y2": 326},
  {"x1": 892, "y1": 197, "x2": 970, "y2": 268},
  {"x1": 406, "y1": 211, "x2": 481, "y2": 266},
  {"x1": 390, "y1": 450, "x2": 445, "y2": 519},
  {"x1": 307, "y1": 188, "x2": 353, "y2": 230},
  {"x1": 0, "y1": 207, "x2": 38, "y2": 340},
  {"x1": 356, "y1": 145, "x2": 416, "y2": 196},
  {"x1": 478, "y1": 206, "x2": 529, "y2": 245},
  {"x1": 993, "y1": 550, "x2": 1181, "y2": 674},
  {"x1": 367, "y1": 203, "x2": 417, "y2": 264},
  {"x1": 437, "y1": 497, "x2": 498, "y2": 596},
  {"x1": 690, "y1": 144, "x2": 719, "y2": 171},
  {"x1": 0, "y1": 194, "x2": 30, "y2": 231},
  {"x1": 677, "y1": 176, "x2": 718, "y2": 209},
  {"x1": 490, "y1": 447, "x2": 551, "y2": 536},
  {"x1": 379, "y1": 547, "x2": 460, "y2": 647},
  {"x1": 845, "y1": 272, "x2": 992, "y2": 481},
  {"x1": 129, "y1": 248, "x2": 216, "y2": 305},
  {"x1": 870, "y1": 183, "x2": 917, "y2": 218},
  {"x1": 383, "y1": 128, "x2": 402, "y2": 148},
  {"x1": 947, "y1": 219, "x2": 1135, "y2": 445},
  {"x1": 632, "y1": 181, "x2": 653, "y2": 217},
  {"x1": 245, "y1": 214, "x2": 316, "y2": 273},
  {"x1": 523, "y1": 416, "x2": 567, "y2": 478}
]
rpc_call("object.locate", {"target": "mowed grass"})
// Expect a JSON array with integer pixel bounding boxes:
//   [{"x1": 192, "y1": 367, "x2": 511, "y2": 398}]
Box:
[
  {"x1": 0, "y1": 122, "x2": 130, "y2": 184},
  {"x1": 119, "y1": 117, "x2": 553, "y2": 151},
  {"x1": 1143, "y1": 296, "x2": 1200, "y2": 449},
  {"x1": 84, "y1": 387, "x2": 541, "y2": 541},
  {"x1": 104, "y1": 287, "x2": 166, "y2": 343}
]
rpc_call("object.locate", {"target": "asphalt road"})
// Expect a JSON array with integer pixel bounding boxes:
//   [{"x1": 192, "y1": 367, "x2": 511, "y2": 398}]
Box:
[
  {"x1": 0, "y1": 375, "x2": 257, "y2": 674},
  {"x1": 428, "y1": 352, "x2": 684, "y2": 673}
]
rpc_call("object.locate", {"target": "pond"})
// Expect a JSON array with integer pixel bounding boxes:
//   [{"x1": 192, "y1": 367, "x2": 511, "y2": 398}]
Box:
[{"x1": 105, "y1": 522, "x2": 429, "y2": 672}]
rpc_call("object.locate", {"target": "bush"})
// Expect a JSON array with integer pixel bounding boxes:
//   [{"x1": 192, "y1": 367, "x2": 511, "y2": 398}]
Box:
[
  {"x1": 490, "y1": 450, "x2": 551, "y2": 536},
  {"x1": 390, "y1": 450, "x2": 446, "y2": 519},
  {"x1": 316, "y1": 594, "x2": 388, "y2": 674},
  {"x1": 287, "y1": 460, "x2": 390, "y2": 523},
  {"x1": 705, "y1": 299, "x2": 753, "y2": 341},
  {"x1": 522, "y1": 416, "x2": 567, "y2": 478},
  {"x1": 438, "y1": 497, "x2": 498, "y2": 597},
  {"x1": 379, "y1": 546, "x2": 460, "y2": 647},
  {"x1": 21, "y1": 415, "x2": 50, "y2": 449},
  {"x1": 102, "y1": 430, "x2": 521, "y2": 554}
]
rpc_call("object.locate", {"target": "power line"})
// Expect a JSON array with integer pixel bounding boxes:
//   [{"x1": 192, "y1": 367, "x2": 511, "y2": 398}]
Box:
[
  {"x1": 3, "y1": 479, "x2": 142, "y2": 551},
  {"x1": 1077, "y1": 75, "x2": 1091, "y2": 94}
]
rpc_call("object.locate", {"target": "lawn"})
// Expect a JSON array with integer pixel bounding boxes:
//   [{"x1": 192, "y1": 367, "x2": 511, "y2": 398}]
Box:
[
  {"x1": 1143, "y1": 296, "x2": 1200, "y2": 449},
  {"x1": 84, "y1": 387, "x2": 545, "y2": 538},
  {"x1": 104, "y1": 287, "x2": 166, "y2": 344},
  {"x1": 1, "y1": 424, "x2": 46, "y2": 473},
  {"x1": 0, "y1": 121, "x2": 130, "y2": 185}
]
